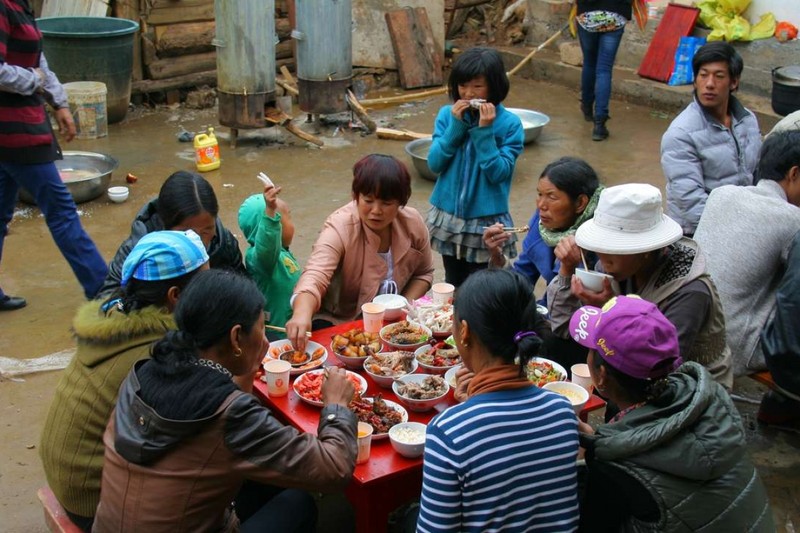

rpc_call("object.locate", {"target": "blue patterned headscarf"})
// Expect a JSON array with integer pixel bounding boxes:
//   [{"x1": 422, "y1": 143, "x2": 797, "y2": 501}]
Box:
[{"x1": 121, "y1": 230, "x2": 209, "y2": 286}]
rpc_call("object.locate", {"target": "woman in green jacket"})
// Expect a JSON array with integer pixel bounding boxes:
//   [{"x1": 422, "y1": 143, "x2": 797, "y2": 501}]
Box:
[{"x1": 39, "y1": 230, "x2": 209, "y2": 531}]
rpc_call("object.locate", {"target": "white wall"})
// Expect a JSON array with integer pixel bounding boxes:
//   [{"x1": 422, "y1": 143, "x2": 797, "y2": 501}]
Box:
[{"x1": 746, "y1": 0, "x2": 800, "y2": 28}]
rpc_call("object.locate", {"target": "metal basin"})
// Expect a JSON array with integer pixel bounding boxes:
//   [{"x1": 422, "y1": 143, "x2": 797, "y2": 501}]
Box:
[
  {"x1": 19, "y1": 151, "x2": 119, "y2": 205},
  {"x1": 507, "y1": 108, "x2": 550, "y2": 144},
  {"x1": 404, "y1": 138, "x2": 438, "y2": 182}
]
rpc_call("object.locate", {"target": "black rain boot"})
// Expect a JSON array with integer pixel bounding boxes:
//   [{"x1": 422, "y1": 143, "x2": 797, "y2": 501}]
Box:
[
  {"x1": 592, "y1": 117, "x2": 609, "y2": 141},
  {"x1": 580, "y1": 101, "x2": 594, "y2": 122}
]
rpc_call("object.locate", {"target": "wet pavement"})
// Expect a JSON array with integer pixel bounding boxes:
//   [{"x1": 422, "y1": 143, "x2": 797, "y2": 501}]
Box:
[{"x1": 0, "y1": 77, "x2": 797, "y2": 532}]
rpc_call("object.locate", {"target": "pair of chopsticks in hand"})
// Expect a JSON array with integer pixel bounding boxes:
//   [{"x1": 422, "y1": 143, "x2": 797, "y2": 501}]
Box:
[
  {"x1": 256, "y1": 172, "x2": 274, "y2": 188},
  {"x1": 265, "y1": 325, "x2": 312, "y2": 338},
  {"x1": 483, "y1": 225, "x2": 530, "y2": 234}
]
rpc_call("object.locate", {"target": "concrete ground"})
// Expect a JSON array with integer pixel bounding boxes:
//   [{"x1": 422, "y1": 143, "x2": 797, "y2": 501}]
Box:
[{"x1": 1, "y1": 72, "x2": 798, "y2": 531}]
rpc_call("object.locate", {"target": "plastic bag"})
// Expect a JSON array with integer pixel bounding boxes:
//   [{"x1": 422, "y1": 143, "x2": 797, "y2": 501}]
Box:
[
  {"x1": 775, "y1": 21, "x2": 798, "y2": 42},
  {"x1": 669, "y1": 36, "x2": 707, "y2": 86},
  {"x1": 697, "y1": 0, "x2": 776, "y2": 41}
]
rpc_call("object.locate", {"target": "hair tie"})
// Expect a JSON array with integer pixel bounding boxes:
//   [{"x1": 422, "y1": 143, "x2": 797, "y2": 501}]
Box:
[{"x1": 514, "y1": 331, "x2": 538, "y2": 344}]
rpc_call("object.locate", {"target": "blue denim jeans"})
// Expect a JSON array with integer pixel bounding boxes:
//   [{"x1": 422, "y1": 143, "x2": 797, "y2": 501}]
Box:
[
  {"x1": 577, "y1": 26, "x2": 625, "y2": 120},
  {"x1": 0, "y1": 161, "x2": 107, "y2": 299}
]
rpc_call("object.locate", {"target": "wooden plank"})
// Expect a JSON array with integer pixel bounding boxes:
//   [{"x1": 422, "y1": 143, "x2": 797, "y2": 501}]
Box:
[
  {"x1": 638, "y1": 4, "x2": 700, "y2": 82},
  {"x1": 154, "y1": 22, "x2": 215, "y2": 57},
  {"x1": 376, "y1": 127, "x2": 430, "y2": 141},
  {"x1": 132, "y1": 70, "x2": 217, "y2": 94},
  {"x1": 42, "y1": 0, "x2": 109, "y2": 17},
  {"x1": 147, "y1": 51, "x2": 216, "y2": 80},
  {"x1": 150, "y1": 0, "x2": 211, "y2": 8},
  {"x1": 145, "y1": 4, "x2": 214, "y2": 25},
  {"x1": 385, "y1": 7, "x2": 443, "y2": 89}
]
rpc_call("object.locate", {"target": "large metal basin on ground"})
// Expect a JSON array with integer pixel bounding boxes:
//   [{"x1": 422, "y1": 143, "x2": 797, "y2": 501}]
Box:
[
  {"x1": 405, "y1": 137, "x2": 437, "y2": 181},
  {"x1": 19, "y1": 151, "x2": 119, "y2": 205}
]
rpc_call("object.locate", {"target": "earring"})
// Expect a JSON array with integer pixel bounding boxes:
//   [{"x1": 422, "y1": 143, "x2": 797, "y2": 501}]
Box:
[{"x1": 234, "y1": 348, "x2": 242, "y2": 357}]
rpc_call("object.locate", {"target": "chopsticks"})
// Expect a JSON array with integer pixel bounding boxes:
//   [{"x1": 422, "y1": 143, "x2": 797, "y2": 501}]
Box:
[
  {"x1": 482, "y1": 225, "x2": 530, "y2": 234},
  {"x1": 265, "y1": 325, "x2": 312, "y2": 338},
  {"x1": 579, "y1": 248, "x2": 590, "y2": 270}
]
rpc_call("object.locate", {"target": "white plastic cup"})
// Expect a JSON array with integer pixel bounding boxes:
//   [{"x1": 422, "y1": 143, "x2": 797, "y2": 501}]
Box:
[
  {"x1": 431, "y1": 282, "x2": 455, "y2": 305},
  {"x1": 361, "y1": 302, "x2": 385, "y2": 334},
  {"x1": 264, "y1": 359, "x2": 291, "y2": 397},
  {"x1": 570, "y1": 363, "x2": 594, "y2": 394},
  {"x1": 356, "y1": 422, "x2": 374, "y2": 464}
]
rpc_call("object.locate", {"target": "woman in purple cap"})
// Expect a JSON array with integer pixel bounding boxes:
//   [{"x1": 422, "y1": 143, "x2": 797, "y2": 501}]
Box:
[
  {"x1": 570, "y1": 295, "x2": 773, "y2": 532},
  {"x1": 39, "y1": 230, "x2": 209, "y2": 531}
]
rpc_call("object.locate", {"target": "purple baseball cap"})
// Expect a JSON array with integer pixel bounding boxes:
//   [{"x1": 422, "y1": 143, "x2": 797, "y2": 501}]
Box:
[{"x1": 569, "y1": 295, "x2": 682, "y2": 380}]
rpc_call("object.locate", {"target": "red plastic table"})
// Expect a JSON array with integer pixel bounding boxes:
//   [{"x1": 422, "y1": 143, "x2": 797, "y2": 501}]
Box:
[{"x1": 252, "y1": 320, "x2": 605, "y2": 533}]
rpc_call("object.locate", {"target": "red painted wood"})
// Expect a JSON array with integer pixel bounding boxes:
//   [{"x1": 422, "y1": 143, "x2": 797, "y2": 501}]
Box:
[
  {"x1": 253, "y1": 320, "x2": 606, "y2": 532},
  {"x1": 37, "y1": 487, "x2": 83, "y2": 533},
  {"x1": 637, "y1": 4, "x2": 700, "y2": 82}
]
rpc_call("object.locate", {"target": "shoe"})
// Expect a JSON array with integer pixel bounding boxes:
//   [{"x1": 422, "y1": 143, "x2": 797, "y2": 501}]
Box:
[
  {"x1": 0, "y1": 295, "x2": 27, "y2": 311},
  {"x1": 580, "y1": 101, "x2": 594, "y2": 122},
  {"x1": 758, "y1": 390, "x2": 800, "y2": 426},
  {"x1": 592, "y1": 118, "x2": 609, "y2": 141}
]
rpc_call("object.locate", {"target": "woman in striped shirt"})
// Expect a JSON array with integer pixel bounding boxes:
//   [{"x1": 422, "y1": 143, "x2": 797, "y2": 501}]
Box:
[{"x1": 418, "y1": 269, "x2": 580, "y2": 532}]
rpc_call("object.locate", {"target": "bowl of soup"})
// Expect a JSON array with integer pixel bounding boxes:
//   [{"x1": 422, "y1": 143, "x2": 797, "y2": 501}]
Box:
[{"x1": 19, "y1": 151, "x2": 119, "y2": 205}]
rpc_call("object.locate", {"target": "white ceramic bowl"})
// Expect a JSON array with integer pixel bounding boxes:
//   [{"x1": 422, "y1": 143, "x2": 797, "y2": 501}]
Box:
[
  {"x1": 330, "y1": 329, "x2": 382, "y2": 370},
  {"x1": 292, "y1": 369, "x2": 368, "y2": 407},
  {"x1": 363, "y1": 353, "x2": 419, "y2": 388},
  {"x1": 388, "y1": 421, "x2": 427, "y2": 458},
  {"x1": 575, "y1": 268, "x2": 615, "y2": 293},
  {"x1": 372, "y1": 294, "x2": 409, "y2": 321},
  {"x1": 264, "y1": 339, "x2": 327, "y2": 376},
  {"x1": 444, "y1": 363, "x2": 463, "y2": 390},
  {"x1": 392, "y1": 373, "x2": 449, "y2": 413},
  {"x1": 526, "y1": 357, "x2": 568, "y2": 386},
  {"x1": 107, "y1": 186, "x2": 129, "y2": 203},
  {"x1": 543, "y1": 381, "x2": 590, "y2": 414},
  {"x1": 414, "y1": 344, "x2": 462, "y2": 375},
  {"x1": 380, "y1": 321, "x2": 432, "y2": 352}
]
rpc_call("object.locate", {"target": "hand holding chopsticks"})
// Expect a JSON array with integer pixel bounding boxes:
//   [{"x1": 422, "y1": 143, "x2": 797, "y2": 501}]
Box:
[{"x1": 482, "y1": 224, "x2": 530, "y2": 234}]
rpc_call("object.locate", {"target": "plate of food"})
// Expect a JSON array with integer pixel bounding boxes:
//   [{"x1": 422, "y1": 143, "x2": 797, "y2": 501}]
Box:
[
  {"x1": 379, "y1": 320, "x2": 432, "y2": 351},
  {"x1": 293, "y1": 368, "x2": 368, "y2": 407},
  {"x1": 525, "y1": 357, "x2": 568, "y2": 387},
  {"x1": 349, "y1": 395, "x2": 408, "y2": 440},
  {"x1": 330, "y1": 328, "x2": 383, "y2": 369},
  {"x1": 264, "y1": 339, "x2": 327, "y2": 375},
  {"x1": 392, "y1": 374, "x2": 450, "y2": 412},
  {"x1": 408, "y1": 301, "x2": 453, "y2": 339},
  {"x1": 363, "y1": 351, "x2": 419, "y2": 388},
  {"x1": 414, "y1": 342, "x2": 462, "y2": 375}
]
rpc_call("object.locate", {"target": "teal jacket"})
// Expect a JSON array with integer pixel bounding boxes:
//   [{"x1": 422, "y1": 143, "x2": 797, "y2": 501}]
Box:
[
  {"x1": 428, "y1": 104, "x2": 524, "y2": 219},
  {"x1": 238, "y1": 194, "x2": 301, "y2": 330},
  {"x1": 581, "y1": 362, "x2": 774, "y2": 532}
]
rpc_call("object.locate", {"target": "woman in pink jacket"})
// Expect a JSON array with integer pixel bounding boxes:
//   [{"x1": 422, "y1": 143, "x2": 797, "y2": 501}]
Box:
[{"x1": 287, "y1": 154, "x2": 434, "y2": 350}]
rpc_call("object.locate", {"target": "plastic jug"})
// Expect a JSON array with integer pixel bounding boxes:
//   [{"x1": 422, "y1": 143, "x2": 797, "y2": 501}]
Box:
[{"x1": 194, "y1": 127, "x2": 220, "y2": 172}]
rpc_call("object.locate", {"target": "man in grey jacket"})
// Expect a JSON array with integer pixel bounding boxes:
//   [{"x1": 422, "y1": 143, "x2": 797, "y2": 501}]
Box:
[
  {"x1": 661, "y1": 41, "x2": 761, "y2": 236},
  {"x1": 694, "y1": 130, "x2": 800, "y2": 377}
]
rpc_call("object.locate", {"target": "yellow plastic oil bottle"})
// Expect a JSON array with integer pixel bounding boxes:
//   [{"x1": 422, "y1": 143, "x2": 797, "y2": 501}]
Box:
[{"x1": 194, "y1": 127, "x2": 220, "y2": 172}]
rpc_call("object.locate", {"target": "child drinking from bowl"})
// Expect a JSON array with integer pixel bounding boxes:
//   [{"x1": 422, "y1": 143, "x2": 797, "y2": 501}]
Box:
[
  {"x1": 238, "y1": 180, "x2": 300, "y2": 335},
  {"x1": 427, "y1": 47, "x2": 525, "y2": 287}
]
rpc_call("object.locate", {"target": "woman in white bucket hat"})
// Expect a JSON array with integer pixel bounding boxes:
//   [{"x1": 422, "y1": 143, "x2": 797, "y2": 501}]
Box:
[{"x1": 546, "y1": 183, "x2": 733, "y2": 389}]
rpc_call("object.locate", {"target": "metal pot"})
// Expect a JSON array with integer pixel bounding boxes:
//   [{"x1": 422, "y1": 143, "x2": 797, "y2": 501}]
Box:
[
  {"x1": 506, "y1": 108, "x2": 550, "y2": 144},
  {"x1": 19, "y1": 151, "x2": 119, "y2": 205},
  {"x1": 772, "y1": 66, "x2": 800, "y2": 116},
  {"x1": 404, "y1": 138, "x2": 438, "y2": 182}
]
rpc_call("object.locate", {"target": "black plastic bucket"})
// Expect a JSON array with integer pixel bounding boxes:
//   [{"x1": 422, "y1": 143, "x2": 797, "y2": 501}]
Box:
[
  {"x1": 772, "y1": 66, "x2": 800, "y2": 117},
  {"x1": 37, "y1": 17, "x2": 139, "y2": 124}
]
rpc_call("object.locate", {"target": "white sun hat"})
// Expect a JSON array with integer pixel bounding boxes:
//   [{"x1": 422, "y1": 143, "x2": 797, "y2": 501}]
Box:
[{"x1": 575, "y1": 184, "x2": 683, "y2": 255}]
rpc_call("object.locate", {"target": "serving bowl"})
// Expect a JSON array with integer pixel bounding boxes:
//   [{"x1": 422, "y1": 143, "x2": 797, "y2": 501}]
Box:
[
  {"x1": 363, "y1": 352, "x2": 419, "y2": 388},
  {"x1": 107, "y1": 186, "x2": 129, "y2": 203},
  {"x1": 414, "y1": 344, "x2": 462, "y2": 375},
  {"x1": 404, "y1": 138, "x2": 438, "y2": 181},
  {"x1": 526, "y1": 357, "x2": 568, "y2": 387},
  {"x1": 444, "y1": 363, "x2": 464, "y2": 390},
  {"x1": 372, "y1": 293, "x2": 408, "y2": 321},
  {"x1": 264, "y1": 339, "x2": 327, "y2": 375},
  {"x1": 506, "y1": 108, "x2": 550, "y2": 144},
  {"x1": 293, "y1": 368, "x2": 367, "y2": 407},
  {"x1": 543, "y1": 381, "x2": 590, "y2": 414},
  {"x1": 380, "y1": 321, "x2": 432, "y2": 352},
  {"x1": 392, "y1": 374, "x2": 449, "y2": 413},
  {"x1": 19, "y1": 151, "x2": 119, "y2": 204},
  {"x1": 388, "y1": 421, "x2": 427, "y2": 458},
  {"x1": 330, "y1": 328, "x2": 382, "y2": 370},
  {"x1": 575, "y1": 268, "x2": 621, "y2": 294}
]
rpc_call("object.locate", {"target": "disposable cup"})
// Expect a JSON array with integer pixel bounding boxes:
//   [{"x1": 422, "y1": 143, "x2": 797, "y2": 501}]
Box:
[
  {"x1": 570, "y1": 363, "x2": 594, "y2": 394},
  {"x1": 264, "y1": 359, "x2": 291, "y2": 397},
  {"x1": 361, "y1": 302, "x2": 385, "y2": 334},
  {"x1": 356, "y1": 422, "x2": 374, "y2": 464},
  {"x1": 431, "y1": 282, "x2": 455, "y2": 305}
]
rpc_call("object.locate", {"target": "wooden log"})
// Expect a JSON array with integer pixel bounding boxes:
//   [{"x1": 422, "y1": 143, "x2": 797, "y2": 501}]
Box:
[
  {"x1": 276, "y1": 40, "x2": 293, "y2": 60},
  {"x1": 360, "y1": 87, "x2": 447, "y2": 107},
  {"x1": 279, "y1": 65, "x2": 296, "y2": 86},
  {"x1": 376, "y1": 127, "x2": 430, "y2": 141},
  {"x1": 276, "y1": 79, "x2": 299, "y2": 97},
  {"x1": 132, "y1": 70, "x2": 217, "y2": 94},
  {"x1": 265, "y1": 106, "x2": 324, "y2": 147},
  {"x1": 275, "y1": 58, "x2": 295, "y2": 71},
  {"x1": 141, "y1": 33, "x2": 158, "y2": 66},
  {"x1": 155, "y1": 22, "x2": 215, "y2": 57},
  {"x1": 345, "y1": 89, "x2": 376, "y2": 134},
  {"x1": 276, "y1": 17, "x2": 291, "y2": 41},
  {"x1": 150, "y1": 0, "x2": 212, "y2": 9},
  {"x1": 147, "y1": 51, "x2": 217, "y2": 80},
  {"x1": 145, "y1": 1, "x2": 214, "y2": 25}
]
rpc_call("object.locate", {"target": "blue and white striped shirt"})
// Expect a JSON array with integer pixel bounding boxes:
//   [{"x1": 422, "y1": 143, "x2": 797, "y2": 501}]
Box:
[{"x1": 417, "y1": 387, "x2": 580, "y2": 532}]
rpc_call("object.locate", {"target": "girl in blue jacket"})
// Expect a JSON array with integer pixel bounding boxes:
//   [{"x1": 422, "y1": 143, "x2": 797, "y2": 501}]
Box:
[{"x1": 427, "y1": 47, "x2": 524, "y2": 286}]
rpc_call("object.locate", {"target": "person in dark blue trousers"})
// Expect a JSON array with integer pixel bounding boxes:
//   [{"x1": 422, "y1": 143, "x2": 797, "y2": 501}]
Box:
[{"x1": 0, "y1": 0, "x2": 107, "y2": 310}]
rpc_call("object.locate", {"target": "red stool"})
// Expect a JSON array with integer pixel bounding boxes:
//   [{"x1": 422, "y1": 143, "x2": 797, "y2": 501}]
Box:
[{"x1": 37, "y1": 487, "x2": 83, "y2": 533}]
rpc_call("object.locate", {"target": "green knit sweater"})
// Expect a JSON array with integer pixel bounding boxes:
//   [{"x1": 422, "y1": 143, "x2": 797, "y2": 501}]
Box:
[{"x1": 39, "y1": 301, "x2": 175, "y2": 517}]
